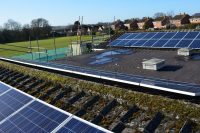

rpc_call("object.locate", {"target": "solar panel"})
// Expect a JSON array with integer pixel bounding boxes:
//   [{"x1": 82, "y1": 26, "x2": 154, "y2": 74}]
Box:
[
  {"x1": 133, "y1": 40, "x2": 148, "y2": 47},
  {"x1": 163, "y1": 40, "x2": 180, "y2": 48},
  {"x1": 0, "y1": 82, "x2": 111, "y2": 133},
  {"x1": 189, "y1": 40, "x2": 200, "y2": 48},
  {"x1": 143, "y1": 40, "x2": 157, "y2": 47},
  {"x1": 126, "y1": 33, "x2": 138, "y2": 39},
  {"x1": 125, "y1": 40, "x2": 136, "y2": 47},
  {"x1": 196, "y1": 33, "x2": 200, "y2": 39},
  {"x1": 176, "y1": 40, "x2": 193, "y2": 48},
  {"x1": 143, "y1": 32, "x2": 157, "y2": 39},
  {"x1": 0, "y1": 101, "x2": 69, "y2": 133},
  {"x1": 152, "y1": 40, "x2": 168, "y2": 47},
  {"x1": 152, "y1": 32, "x2": 166, "y2": 39},
  {"x1": 134, "y1": 33, "x2": 147, "y2": 39},
  {"x1": 0, "y1": 82, "x2": 10, "y2": 95},
  {"x1": 57, "y1": 118, "x2": 106, "y2": 133},
  {"x1": 184, "y1": 32, "x2": 199, "y2": 39},
  {"x1": 172, "y1": 32, "x2": 187, "y2": 39},
  {"x1": 109, "y1": 31, "x2": 200, "y2": 49},
  {"x1": 162, "y1": 32, "x2": 177, "y2": 39},
  {"x1": 117, "y1": 33, "x2": 130, "y2": 39},
  {"x1": 0, "y1": 90, "x2": 32, "y2": 121}
]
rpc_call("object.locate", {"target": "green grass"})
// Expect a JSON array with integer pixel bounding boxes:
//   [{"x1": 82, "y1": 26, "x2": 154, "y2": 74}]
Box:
[{"x1": 0, "y1": 35, "x2": 94, "y2": 57}]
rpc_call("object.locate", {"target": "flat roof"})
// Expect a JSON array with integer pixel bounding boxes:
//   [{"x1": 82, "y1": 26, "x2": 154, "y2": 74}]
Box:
[{"x1": 53, "y1": 49, "x2": 200, "y2": 85}]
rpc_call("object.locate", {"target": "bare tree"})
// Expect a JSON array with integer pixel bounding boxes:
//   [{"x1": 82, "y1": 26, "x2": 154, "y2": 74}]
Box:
[
  {"x1": 153, "y1": 12, "x2": 166, "y2": 18},
  {"x1": 166, "y1": 11, "x2": 175, "y2": 18},
  {"x1": 3, "y1": 19, "x2": 21, "y2": 30}
]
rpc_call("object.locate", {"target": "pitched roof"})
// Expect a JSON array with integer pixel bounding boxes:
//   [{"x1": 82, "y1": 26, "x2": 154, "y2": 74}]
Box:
[
  {"x1": 154, "y1": 16, "x2": 168, "y2": 21},
  {"x1": 173, "y1": 14, "x2": 189, "y2": 20},
  {"x1": 191, "y1": 13, "x2": 200, "y2": 18}
]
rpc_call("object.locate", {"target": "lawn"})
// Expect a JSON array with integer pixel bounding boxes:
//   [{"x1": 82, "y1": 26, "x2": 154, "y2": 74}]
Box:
[{"x1": 0, "y1": 35, "x2": 95, "y2": 57}]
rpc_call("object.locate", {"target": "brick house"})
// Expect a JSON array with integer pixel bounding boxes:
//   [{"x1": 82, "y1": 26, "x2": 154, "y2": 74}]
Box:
[
  {"x1": 190, "y1": 13, "x2": 200, "y2": 24},
  {"x1": 153, "y1": 16, "x2": 170, "y2": 29},
  {"x1": 137, "y1": 17, "x2": 154, "y2": 29},
  {"x1": 170, "y1": 13, "x2": 190, "y2": 27},
  {"x1": 111, "y1": 20, "x2": 127, "y2": 30},
  {"x1": 124, "y1": 20, "x2": 139, "y2": 30}
]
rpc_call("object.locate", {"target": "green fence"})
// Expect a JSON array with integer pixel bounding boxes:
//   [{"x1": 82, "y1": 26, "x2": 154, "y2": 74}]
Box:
[{"x1": 12, "y1": 47, "x2": 72, "y2": 61}]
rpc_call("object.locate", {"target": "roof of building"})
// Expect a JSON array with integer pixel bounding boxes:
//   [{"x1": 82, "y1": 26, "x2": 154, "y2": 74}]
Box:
[
  {"x1": 191, "y1": 13, "x2": 200, "y2": 18},
  {"x1": 154, "y1": 16, "x2": 168, "y2": 21},
  {"x1": 173, "y1": 14, "x2": 190, "y2": 20}
]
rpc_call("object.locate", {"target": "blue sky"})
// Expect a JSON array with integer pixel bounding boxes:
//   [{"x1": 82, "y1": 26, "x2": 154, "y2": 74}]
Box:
[{"x1": 0, "y1": 0, "x2": 199, "y2": 26}]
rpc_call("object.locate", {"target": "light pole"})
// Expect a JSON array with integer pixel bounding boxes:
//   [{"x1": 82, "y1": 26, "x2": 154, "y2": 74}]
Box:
[{"x1": 53, "y1": 31, "x2": 57, "y2": 59}]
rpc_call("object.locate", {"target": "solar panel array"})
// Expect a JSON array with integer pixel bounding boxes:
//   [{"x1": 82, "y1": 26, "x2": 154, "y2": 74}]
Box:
[
  {"x1": 0, "y1": 81, "x2": 111, "y2": 133},
  {"x1": 108, "y1": 31, "x2": 200, "y2": 49}
]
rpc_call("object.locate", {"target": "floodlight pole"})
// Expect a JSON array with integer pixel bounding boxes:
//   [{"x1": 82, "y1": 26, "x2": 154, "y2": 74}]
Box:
[
  {"x1": 29, "y1": 35, "x2": 33, "y2": 60},
  {"x1": 37, "y1": 37, "x2": 40, "y2": 61},
  {"x1": 53, "y1": 31, "x2": 57, "y2": 59}
]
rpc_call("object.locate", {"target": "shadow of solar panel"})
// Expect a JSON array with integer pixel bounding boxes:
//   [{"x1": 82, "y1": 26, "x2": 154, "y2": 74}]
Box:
[
  {"x1": 152, "y1": 40, "x2": 168, "y2": 47},
  {"x1": 0, "y1": 90, "x2": 32, "y2": 121},
  {"x1": 0, "y1": 82, "x2": 10, "y2": 94},
  {"x1": 163, "y1": 40, "x2": 180, "y2": 48},
  {"x1": 176, "y1": 40, "x2": 193, "y2": 48},
  {"x1": 189, "y1": 40, "x2": 200, "y2": 49},
  {"x1": 0, "y1": 101, "x2": 69, "y2": 133},
  {"x1": 57, "y1": 118, "x2": 106, "y2": 133}
]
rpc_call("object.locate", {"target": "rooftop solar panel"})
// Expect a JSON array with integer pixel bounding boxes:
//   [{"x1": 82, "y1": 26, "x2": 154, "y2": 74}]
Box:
[
  {"x1": 125, "y1": 40, "x2": 137, "y2": 47},
  {"x1": 0, "y1": 82, "x2": 111, "y2": 133},
  {"x1": 152, "y1": 40, "x2": 168, "y2": 47},
  {"x1": 176, "y1": 40, "x2": 193, "y2": 48},
  {"x1": 0, "y1": 90, "x2": 32, "y2": 122},
  {"x1": 57, "y1": 118, "x2": 106, "y2": 133},
  {"x1": 134, "y1": 33, "x2": 148, "y2": 39},
  {"x1": 162, "y1": 32, "x2": 177, "y2": 39},
  {"x1": 0, "y1": 101, "x2": 69, "y2": 133},
  {"x1": 126, "y1": 33, "x2": 138, "y2": 39},
  {"x1": 189, "y1": 40, "x2": 200, "y2": 48},
  {"x1": 184, "y1": 32, "x2": 199, "y2": 39},
  {"x1": 143, "y1": 40, "x2": 157, "y2": 47},
  {"x1": 196, "y1": 33, "x2": 200, "y2": 39},
  {"x1": 172, "y1": 32, "x2": 187, "y2": 39},
  {"x1": 133, "y1": 40, "x2": 148, "y2": 47},
  {"x1": 143, "y1": 32, "x2": 157, "y2": 39},
  {"x1": 117, "y1": 33, "x2": 130, "y2": 40},
  {"x1": 0, "y1": 82, "x2": 10, "y2": 95},
  {"x1": 152, "y1": 32, "x2": 166, "y2": 39},
  {"x1": 163, "y1": 40, "x2": 180, "y2": 48}
]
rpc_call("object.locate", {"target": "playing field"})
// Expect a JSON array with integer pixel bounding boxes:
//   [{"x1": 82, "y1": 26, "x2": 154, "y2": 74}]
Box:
[{"x1": 0, "y1": 35, "x2": 94, "y2": 57}]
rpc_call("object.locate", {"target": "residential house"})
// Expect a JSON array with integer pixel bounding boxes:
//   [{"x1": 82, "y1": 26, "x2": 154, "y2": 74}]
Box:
[
  {"x1": 153, "y1": 16, "x2": 170, "y2": 29},
  {"x1": 137, "y1": 17, "x2": 154, "y2": 29},
  {"x1": 124, "y1": 20, "x2": 139, "y2": 30},
  {"x1": 190, "y1": 13, "x2": 200, "y2": 24},
  {"x1": 111, "y1": 20, "x2": 127, "y2": 30},
  {"x1": 170, "y1": 13, "x2": 190, "y2": 27}
]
